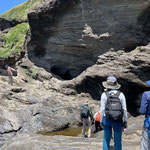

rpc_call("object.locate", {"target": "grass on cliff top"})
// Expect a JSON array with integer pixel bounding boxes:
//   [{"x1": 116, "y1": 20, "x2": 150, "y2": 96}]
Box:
[
  {"x1": 0, "y1": 22, "x2": 29, "y2": 58},
  {"x1": 0, "y1": 0, "x2": 40, "y2": 21}
]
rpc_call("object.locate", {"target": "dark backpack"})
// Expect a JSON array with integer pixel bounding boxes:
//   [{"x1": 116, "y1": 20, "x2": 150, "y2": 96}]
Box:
[
  {"x1": 81, "y1": 106, "x2": 89, "y2": 118},
  {"x1": 105, "y1": 91, "x2": 123, "y2": 122}
]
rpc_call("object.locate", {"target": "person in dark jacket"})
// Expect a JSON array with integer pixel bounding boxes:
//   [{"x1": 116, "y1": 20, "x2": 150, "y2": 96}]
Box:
[
  {"x1": 80, "y1": 100, "x2": 93, "y2": 138},
  {"x1": 139, "y1": 80, "x2": 150, "y2": 150}
]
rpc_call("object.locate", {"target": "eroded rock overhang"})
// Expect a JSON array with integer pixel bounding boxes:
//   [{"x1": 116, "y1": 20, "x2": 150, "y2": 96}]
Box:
[{"x1": 27, "y1": 0, "x2": 150, "y2": 80}]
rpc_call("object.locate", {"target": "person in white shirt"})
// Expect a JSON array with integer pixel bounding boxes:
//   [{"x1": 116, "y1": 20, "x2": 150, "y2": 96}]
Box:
[{"x1": 100, "y1": 76, "x2": 127, "y2": 150}]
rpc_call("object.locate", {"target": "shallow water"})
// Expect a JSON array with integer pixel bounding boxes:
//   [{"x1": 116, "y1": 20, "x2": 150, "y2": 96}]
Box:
[{"x1": 39, "y1": 126, "x2": 93, "y2": 137}]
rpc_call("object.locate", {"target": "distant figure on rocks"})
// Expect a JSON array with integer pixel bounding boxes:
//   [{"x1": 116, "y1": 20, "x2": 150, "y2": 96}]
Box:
[
  {"x1": 93, "y1": 111, "x2": 102, "y2": 133},
  {"x1": 139, "y1": 80, "x2": 150, "y2": 150},
  {"x1": 100, "y1": 76, "x2": 128, "y2": 150},
  {"x1": 80, "y1": 100, "x2": 93, "y2": 138},
  {"x1": 5, "y1": 65, "x2": 16, "y2": 85}
]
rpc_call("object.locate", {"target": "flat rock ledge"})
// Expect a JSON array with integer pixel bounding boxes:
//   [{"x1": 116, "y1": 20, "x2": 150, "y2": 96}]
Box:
[{"x1": 0, "y1": 133, "x2": 141, "y2": 150}]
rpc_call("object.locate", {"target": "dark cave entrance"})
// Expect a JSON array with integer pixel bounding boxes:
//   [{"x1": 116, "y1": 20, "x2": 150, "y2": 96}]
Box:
[
  {"x1": 75, "y1": 76, "x2": 149, "y2": 117},
  {"x1": 51, "y1": 66, "x2": 75, "y2": 80}
]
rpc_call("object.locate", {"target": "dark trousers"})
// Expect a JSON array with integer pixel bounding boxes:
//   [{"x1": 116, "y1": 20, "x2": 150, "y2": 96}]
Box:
[{"x1": 95, "y1": 121, "x2": 101, "y2": 132}]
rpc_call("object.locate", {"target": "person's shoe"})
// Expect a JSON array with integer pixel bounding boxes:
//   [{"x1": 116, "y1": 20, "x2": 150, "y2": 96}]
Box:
[
  {"x1": 93, "y1": 130, "x2": 98, "y2": 133},
  {"x1": 84, "y1": 135, "x2": 88, "y2": 138}
]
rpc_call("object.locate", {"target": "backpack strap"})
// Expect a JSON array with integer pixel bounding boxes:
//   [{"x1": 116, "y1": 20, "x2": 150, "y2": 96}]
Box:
[
  {"x1": 105, "y1": 91, "x2": 110, "y2": 98},
  {"x1": 105, "y1": 91, "x2": 121, "y2": 99},
  {"x1": 105, "y1": 91, "x2": 121, "y2": 103},
  {"x1": 115, "y1": 91, "x2": 121, "y2": 97}
]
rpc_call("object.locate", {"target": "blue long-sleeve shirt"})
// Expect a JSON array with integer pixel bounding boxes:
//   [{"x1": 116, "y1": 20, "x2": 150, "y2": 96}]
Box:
[{"x1": 139, "y1": 91, "x2": 150, "y2": 116}]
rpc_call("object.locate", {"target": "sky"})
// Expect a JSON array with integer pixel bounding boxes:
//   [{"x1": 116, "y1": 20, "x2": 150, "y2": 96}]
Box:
[{"x1": 0, "y1": 0, "x2": 28, "y2": 14}]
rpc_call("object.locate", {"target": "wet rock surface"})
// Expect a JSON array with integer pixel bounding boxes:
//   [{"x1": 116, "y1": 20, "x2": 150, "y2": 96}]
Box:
[
  {"x1": 0, "y1": 134, "x2": 103, "y2": 150},
  {"x1": 0, "y1": 130, "x2": 142, "y2": 150}
]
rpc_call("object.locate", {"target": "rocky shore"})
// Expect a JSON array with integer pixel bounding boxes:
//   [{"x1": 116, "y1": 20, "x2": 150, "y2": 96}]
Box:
[
  {"x1": 0, "y1": 129, "x2": 142, "y2": 150},
  {"x1": 0, "y1": 0, "x2": 150, "y2": 149}
]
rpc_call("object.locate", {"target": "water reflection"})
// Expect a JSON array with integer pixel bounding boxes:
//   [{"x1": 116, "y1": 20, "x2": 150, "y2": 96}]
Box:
[{"x1": 39, "y1": 126, "x2": 94, "y2": 137}]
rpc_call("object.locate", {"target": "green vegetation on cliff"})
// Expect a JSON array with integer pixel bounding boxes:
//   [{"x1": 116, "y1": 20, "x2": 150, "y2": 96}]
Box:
[
  {"x1": 0, "y1": 0, "x2": 40, "y2": 21},
  {"x1": 0, "y1": 23, "x2": 29, "y2": 58}
]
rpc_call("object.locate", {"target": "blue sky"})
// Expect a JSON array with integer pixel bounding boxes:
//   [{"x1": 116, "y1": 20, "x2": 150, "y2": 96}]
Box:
[{"x1": 0, "y1": 0, "x2": 28, "y2": 14}]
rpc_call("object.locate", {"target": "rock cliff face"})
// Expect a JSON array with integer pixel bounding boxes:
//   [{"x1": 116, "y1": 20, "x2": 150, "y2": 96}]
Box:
[
  {"x1": 26, "y1": 0, "x2": 150, "y2": 115},
  {"x1": 67, "y1": 44, "x2": 150, "y2": 114},
  {"x1": 27, "y1": 0, "x2": 150, "y2": 79},
  {"x1": 0, "y1": 0, "x2": 150, "y2": 149}
]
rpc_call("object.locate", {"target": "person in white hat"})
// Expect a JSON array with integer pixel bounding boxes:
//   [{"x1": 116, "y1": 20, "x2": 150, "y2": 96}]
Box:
[{"x1": 100, "y1": 76, "x2": 127, "y2": 150}]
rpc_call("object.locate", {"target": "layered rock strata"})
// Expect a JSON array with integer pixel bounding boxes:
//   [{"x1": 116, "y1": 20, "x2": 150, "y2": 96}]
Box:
[{"x1": 27, "y1": 0, "x2": 150, "y2": 79}]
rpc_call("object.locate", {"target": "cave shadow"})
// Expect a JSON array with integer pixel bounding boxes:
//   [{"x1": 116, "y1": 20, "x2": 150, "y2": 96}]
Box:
[
  {"x1": 75, "y1": 75, "x2": 105, "y2": 100},
  {"x1": 0, "y1": 68, "x2": 7, "y2": 76},
  {"x1": 118, "y1": 78, "x2": 148, "y2": 117},
  {"x1": 75, "y1": 75, "x2": 149, "y2": 117}
]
